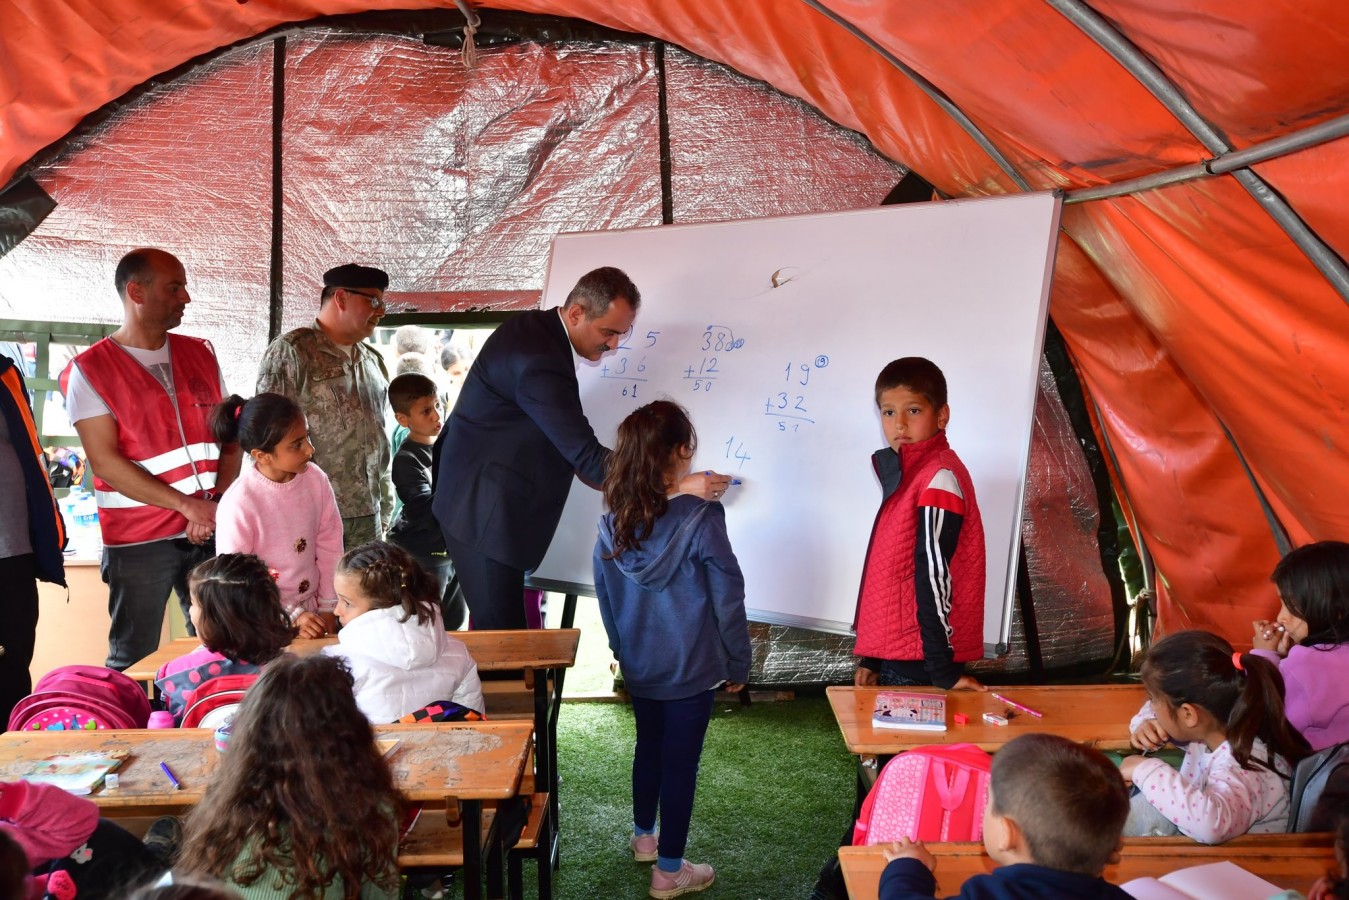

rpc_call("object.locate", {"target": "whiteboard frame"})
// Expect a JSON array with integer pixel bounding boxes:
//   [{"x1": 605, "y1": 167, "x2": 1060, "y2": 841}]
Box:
[{"x1": 530, "y1": 194, "x2": 1063, "y2": 655}]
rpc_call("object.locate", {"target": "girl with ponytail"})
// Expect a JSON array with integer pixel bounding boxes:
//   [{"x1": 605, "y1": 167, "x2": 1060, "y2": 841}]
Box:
[
  {"x1": 1120, "y1": 629, "x2": 1312, "y2": 842},
  {"x1": 210, "y1": 393, "x2": 342, "y2": 638},
  {"x1": 324, "y1": 541, "x2": 482, "y2": 722}
]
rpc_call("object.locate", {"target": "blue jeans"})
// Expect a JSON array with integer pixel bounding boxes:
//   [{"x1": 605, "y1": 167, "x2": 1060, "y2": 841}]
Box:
[
  {"x1": 630, "y1": 689, "x2": 717, "y2": 861},
  {"x1": 102, "y1": 538, "x2": 212, "y2": 670}
]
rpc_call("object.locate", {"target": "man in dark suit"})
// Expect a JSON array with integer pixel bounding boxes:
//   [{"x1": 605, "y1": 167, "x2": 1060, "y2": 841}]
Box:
[{"x1": 433, "y1": 267, "x2": 729, "y2": 630}]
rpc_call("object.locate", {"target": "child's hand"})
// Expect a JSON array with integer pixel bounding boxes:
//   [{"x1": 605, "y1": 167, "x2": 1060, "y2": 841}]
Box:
[
  {"x1": 294, "y1": 610, "x2": 328, "y2": 638},
  {"x1": 1251, "y1": 619, "x2": 1290, "y2": 654},
  {"x1": 1118, "y1": 754, "x2": 1146, "y2": 784},
  {"x1": 881, "y1": 837, "x2": 935, "y2": 870},
  {"x1": 949, "y1": 675, "x2": 988, "y2": 692},
  {"x1": 1130, "y1": 717, "x2": 1170, "y2": 751},
  {"x1": 854, "y1": 666, "x2": 879, "y2": 687}
]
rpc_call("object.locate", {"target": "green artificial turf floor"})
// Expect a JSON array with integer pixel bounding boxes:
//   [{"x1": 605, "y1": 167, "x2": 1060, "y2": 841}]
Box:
[{"x1": 508, "y1": 695, "x2": 854, "y2": 900}]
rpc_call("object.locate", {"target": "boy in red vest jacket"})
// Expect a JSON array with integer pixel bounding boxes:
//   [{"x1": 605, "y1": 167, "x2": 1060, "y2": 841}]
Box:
[{"x1": 852, "y1": 357, "x2": 987, "y2": 691}]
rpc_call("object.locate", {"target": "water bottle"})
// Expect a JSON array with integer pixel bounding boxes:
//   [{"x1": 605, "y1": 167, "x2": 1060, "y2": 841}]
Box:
[{"x1": 147, "y1": 710, "x2": 175, "y2": 729}]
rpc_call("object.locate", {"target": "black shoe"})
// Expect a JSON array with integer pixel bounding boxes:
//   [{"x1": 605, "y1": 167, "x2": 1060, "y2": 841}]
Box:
[{"x1": 142, "y1": 816, "x2": 183, "y2": 868}]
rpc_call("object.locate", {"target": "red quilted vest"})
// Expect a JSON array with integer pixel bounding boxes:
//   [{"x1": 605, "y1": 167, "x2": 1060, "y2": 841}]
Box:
[
  {"x1": 853, "y1": 432, "x2": 985, "y2": 662},
  {"x1": 71, "y1": 334, "x2": 223, "y2": 546}
]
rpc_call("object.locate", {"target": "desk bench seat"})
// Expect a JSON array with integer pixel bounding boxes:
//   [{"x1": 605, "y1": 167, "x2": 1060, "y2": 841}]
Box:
[
  {"x1": 839, "y1": 833, "x2": 1335, "y2": 900},
  {"x1": 104, "y1": 809, "x2": 495, "y2": 870}
]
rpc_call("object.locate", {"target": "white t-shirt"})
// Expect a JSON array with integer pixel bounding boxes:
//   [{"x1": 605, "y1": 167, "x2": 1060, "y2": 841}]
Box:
[{"x1": 66, "y1": 341, "x2": 227, "y2": 424}]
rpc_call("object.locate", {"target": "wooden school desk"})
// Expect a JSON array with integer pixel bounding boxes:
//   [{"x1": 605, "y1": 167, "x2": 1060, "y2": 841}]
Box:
[
  {"x1": 827, "y1": 684, "x2": 1145, "y2": 756},
  {"x1": 125, "y1": 629, "x2": 579, "y2": 882},
  {"x1": 0, "y1": 721, "x2": 533, "y2": 900},
  {"x1": 838, "y1": 833, "x2": 1336, "y2": 900}
]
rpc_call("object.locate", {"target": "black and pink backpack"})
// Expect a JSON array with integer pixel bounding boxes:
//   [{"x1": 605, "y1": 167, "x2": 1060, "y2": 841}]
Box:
[{"x1": 7, "y1": 665, "x2": 151, "y2": 731}]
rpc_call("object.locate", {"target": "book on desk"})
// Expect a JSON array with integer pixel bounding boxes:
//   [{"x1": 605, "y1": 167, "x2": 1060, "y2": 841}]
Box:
[
  {"x1": 1121, "y1": 860, "x2": 1284, "y2": 900},
  {"x1": 22, "y1": 750, "x2": 128, "y2": 795},
  {"x1": 872, "y1": 691, "x2": 947, "y2": 732}
]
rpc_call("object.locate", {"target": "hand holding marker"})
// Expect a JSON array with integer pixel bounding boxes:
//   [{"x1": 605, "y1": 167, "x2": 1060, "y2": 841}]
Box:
[{"x1": 703, "y1": 471, "x2": 742, "y2": 501}]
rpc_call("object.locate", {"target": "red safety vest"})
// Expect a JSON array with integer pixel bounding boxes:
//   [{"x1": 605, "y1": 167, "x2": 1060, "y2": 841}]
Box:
[{"x1": 70, "y1": 335, "x2": 222, "y2": 546}]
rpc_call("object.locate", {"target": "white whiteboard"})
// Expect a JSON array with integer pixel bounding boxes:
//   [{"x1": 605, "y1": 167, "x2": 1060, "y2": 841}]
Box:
[{"x1": 531, "y1": 193, "x2": 1062, "y2": 650}]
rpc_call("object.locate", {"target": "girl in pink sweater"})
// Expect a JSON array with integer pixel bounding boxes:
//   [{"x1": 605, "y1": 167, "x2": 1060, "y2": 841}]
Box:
[{"x1": 211, "y1": 394, "x2": 343, "y2": 637}]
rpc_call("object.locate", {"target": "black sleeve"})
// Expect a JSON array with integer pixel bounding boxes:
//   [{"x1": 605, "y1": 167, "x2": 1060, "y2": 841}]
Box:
[
  {"x1": 912, "y1": 504, "x2": 966, "y2": 689},
  {"x1": 391, "y1": 449, "x2": 434, "y2": 525}
]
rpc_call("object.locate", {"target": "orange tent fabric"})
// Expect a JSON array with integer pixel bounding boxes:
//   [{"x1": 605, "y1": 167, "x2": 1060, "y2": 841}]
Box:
[{"x1": 2, "y1": 0, "x2": 1346, "y2": 640}]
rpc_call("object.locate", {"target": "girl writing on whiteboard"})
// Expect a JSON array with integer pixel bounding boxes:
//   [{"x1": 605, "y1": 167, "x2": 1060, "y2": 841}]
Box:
[{"x1": 594, "y1": 400, "x2": 751, "y2": 899}]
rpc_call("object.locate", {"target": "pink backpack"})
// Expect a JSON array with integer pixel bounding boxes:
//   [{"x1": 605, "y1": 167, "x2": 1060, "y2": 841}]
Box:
[
  {"x1": 852, "y1": 743, "x2": 992, "y2": 845},
  {"x1": 7, "y1": 665, "x2": 151, "y2": 731}
]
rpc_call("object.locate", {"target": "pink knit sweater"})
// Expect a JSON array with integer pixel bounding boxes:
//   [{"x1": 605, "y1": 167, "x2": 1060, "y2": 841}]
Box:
[{"x1": 215, "y1": 461, "x2": 343, "y2": 615}]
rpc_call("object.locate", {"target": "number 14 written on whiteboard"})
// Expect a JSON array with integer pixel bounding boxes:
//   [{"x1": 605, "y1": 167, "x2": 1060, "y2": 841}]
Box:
[{"x1": 724, "y1": 436, "x2": 751, "y2": 469}]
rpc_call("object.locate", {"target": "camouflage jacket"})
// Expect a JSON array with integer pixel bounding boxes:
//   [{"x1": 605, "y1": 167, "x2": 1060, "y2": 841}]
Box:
[{"x1": 256, "y1": 322, "x2": 393, "y2": 523}]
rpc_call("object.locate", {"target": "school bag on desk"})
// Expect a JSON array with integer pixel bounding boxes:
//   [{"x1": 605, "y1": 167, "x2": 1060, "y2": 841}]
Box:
[
  {"x1": 179, "y1": 673, "x2": 261, "y2": 729},
  {"x1": 7, "y1": 665, "x2": 151, "y2": 731},
  {"x1": 852, "y1": 744, "x2": 992, "y2": 845}
]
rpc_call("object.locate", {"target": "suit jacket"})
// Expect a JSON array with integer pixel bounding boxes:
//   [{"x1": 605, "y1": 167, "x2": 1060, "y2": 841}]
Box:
[{"x1": 433, "y1": 308, "x2": 609, "y2": 571}]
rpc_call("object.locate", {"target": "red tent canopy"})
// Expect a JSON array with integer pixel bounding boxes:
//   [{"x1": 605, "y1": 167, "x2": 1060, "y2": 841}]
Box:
[{"x1": 2, "y1": 0, "x2": 1346, "y2": 641}]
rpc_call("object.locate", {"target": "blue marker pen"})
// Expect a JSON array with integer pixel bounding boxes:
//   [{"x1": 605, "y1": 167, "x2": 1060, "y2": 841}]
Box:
[{"x1": 703, "y1": 471, "x2": 743, "y2": 485}]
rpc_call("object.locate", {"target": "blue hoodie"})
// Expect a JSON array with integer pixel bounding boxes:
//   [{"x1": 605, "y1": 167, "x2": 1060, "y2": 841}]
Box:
[{"x1": 593, "y1": 494, "x2": 751, "y2": 701}]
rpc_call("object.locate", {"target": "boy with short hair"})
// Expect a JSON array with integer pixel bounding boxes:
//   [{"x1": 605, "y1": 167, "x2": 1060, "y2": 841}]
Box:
[
  {"x1": 879, "y1": 733, "x2": 1133, "y2": 899},
  {"x1": 387, "y1": 373, "x2": 465, "y2": 629},
  {"x1": 853, "y1": 357, "x2": 986, "y2": 691}
]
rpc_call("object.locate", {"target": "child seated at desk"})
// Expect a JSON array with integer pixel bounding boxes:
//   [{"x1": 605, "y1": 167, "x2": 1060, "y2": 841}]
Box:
[
  {"x1": 877, "y1": 733, "x2": 1132, "y2": 899},
  {"x1": 177, "y1": 654, "x2": 401, "y2": 900},
  {"x1": 324, "y1": 542, "x2": 483, "y2": 723},
  {"x1": 154, "y1": 554, "x2": 296, "y2": 724},
  {"x1": 1120, "y1": 630, "x2": 1312, "y2": 843},
  {"x1": 1, "y1": 780, "x2": 165, "y2": 900},
  {"x1": 1251, "y1": 540, "x2": 1349, "y2": 751}
]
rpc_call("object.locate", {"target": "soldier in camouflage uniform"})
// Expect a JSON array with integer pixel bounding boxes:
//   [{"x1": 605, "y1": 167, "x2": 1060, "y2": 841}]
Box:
[{"x1": 256, "y1": 264, "x2": 393, "y2": 549}]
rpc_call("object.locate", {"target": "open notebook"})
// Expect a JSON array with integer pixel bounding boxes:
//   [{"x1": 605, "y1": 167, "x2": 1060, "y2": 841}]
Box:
[{"x1": 1121, "y1": 861, "x2": 1285, "y2": 900}]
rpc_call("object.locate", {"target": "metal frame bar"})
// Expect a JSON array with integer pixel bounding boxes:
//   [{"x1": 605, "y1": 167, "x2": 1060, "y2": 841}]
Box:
[{"x1": 1045, "y1": 0, "x2": 1349, "y2": 304}]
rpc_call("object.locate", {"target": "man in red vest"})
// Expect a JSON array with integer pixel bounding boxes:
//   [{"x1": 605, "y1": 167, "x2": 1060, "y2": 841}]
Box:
[{"x1": 67, "y1": 249, "x2": 240, "y2": 670}]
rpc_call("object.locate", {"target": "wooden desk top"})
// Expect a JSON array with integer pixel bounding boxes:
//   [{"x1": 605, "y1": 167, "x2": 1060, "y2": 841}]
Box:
[
  {"x1": 0, "y1": 721, "x2": 532, "y2": 809},
  {"x1": 839, "y1": 834, "x2": 1336, "y2": 899},
  {"x1": 124, "y1": 629, "x2": 581, "y2": 685},
  {"x1": 827, "y1": 684, "x2": 1144, "y2": 755}
]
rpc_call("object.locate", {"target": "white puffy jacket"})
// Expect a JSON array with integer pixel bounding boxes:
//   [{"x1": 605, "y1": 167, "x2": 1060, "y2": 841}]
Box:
[{"x1": 325, "y1": 605, "x2": 484, "y2": 723}]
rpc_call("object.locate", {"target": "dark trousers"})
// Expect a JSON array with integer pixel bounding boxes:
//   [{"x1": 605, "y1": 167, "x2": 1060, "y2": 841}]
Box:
[
  {"x1": 102, "y1": 538, "x2": 212, "y2": 670},
  {"x1": 0, "y1": 553, "x2": 39, "y2": 726},
  {"x1": 415, "y1": 551, "x2": 468, "y2": 631},
  {"x1": 630, "y1": 689, "x2": 716, "y2": 862},
  {"x1": 442, "y1": 533, "x2": 527, "y2": 631}
]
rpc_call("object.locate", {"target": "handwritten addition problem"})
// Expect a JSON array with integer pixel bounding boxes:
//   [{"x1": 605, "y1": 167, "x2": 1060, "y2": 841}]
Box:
[
  {"x1": 765, "y1": 355, "x2": 828, "y2": 430},
  {"x1": 587, "y1": 323, "x2": 830, "y2": 470}
]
